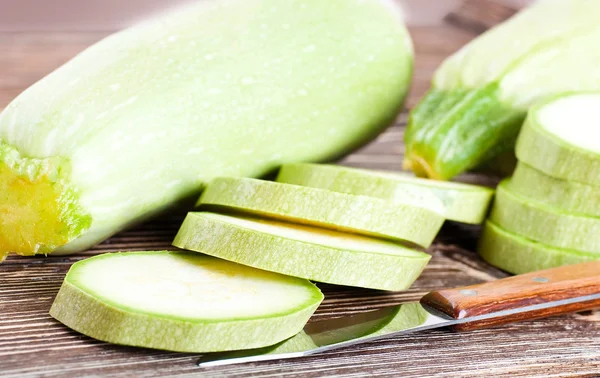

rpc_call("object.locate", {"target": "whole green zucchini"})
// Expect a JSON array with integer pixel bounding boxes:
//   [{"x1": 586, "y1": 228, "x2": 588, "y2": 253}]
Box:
[
  {"x1": 404, "y1": 0, "x2": 600, "y2": 180},
  {"x1": 0, "y1": 0, "x2": 413, "y2": 259}
]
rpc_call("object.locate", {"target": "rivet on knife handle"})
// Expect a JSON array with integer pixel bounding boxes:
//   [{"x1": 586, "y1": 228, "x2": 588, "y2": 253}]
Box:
[{"x1": 420, "y1": 261, "x2": 600, "y2": 331}]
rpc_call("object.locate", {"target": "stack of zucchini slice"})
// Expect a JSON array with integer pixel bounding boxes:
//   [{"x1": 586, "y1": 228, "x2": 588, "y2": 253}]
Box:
[
  {"x1": 175, "y1": 166, "x2": 494, "y2": 291},
  {"x1": 479, "y1": 93, "x2": 600, "y2": 274}
]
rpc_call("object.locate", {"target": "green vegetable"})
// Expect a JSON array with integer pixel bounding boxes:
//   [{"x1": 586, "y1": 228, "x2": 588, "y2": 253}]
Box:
[
  {"x1": 404, "y1": 0, "x2": 600, "y2": 180},
  {"x1": 173, "y1": 212, "x2": 431, "y2": 291},
  {"x1": 0, "y1": 0, "x2": 413, "y2": 258},
  {"x1": 276, "y1": 163, "x2": 494, "y2": 224},
  {"x1": 490, "y1": 180, "x2": 600, "y2": 253},
  {"x1": 516, "y1": 93, "x2": 600, "y2": 186},
  {"x1": 50, "y1": 251, "x2": 323, "y2": 352},
  {"x1": 198, "y1": 177, "x2": 444, "y2": 247},
  {"x1": 206, "y1": 302, "x2": 429, "y2": 362},
  {"x1": 479, "y1": 221, "x2": 597, "y2": 275},
  {"x1": 508, "y1": 162, "x2": 600, "y2": 217},
  {"x1": 307, "y1": 302, "x2": 429, "y2": 346}
]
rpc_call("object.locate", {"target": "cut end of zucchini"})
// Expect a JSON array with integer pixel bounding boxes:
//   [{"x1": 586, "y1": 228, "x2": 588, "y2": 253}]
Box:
[
  {"x1": 50, "y1": 251, "x2": 323, "y2": 353},
  {"x1": 404, "y1": 85, "x2": 525, "y2": 180},
  {"x1": 0, "y1": 142, "x2": 91, "y2": 256}
]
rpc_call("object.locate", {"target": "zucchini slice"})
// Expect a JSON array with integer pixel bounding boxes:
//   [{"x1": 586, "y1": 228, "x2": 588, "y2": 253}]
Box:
[
  {"x1": 509, "y1": 162, "x2": 600, "y2": 217},
  {"x1": 479, "y1": 221, "x2": 598, "y2": 275},
  {"x1": 516, "y1": 93, "x2": 600, "y2": 186},
  {"x1": 198, "y1": 177, "x2": 444, "y2": 247},
  {"x1": 276, "y1": 163, "x2": 494, "y2": 224},
  {"x1": 173, "y1": 212, "x2": 431, "y2": 291},
  {"x1": 50, "y1": 251, "x2": 323, "y2": 352},
  {"x1": 490, "y1": 180, "x2": 600, "y2": 253}
]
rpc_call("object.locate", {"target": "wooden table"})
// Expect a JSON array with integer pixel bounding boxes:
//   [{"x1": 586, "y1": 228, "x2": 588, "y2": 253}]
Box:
[{"x1": 1, "y1": 2, "x2": 599, "y2": 377}]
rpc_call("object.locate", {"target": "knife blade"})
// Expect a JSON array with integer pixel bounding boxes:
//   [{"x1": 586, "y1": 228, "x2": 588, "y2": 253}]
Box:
[{"x1": 198, "y1": 261, "x2": 600, "y2": 367}]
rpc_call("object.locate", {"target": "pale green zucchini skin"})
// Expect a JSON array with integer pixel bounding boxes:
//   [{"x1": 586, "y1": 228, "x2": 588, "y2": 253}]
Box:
[
  {"x1": 276, "y1": 163, "x2": 494, "y2": 224},
  {"x1": 404, "y1": 0, "x2": 600, "y2": 180},
  {"x1": 509, "y1": 162, "x2": 600, "y2": 217},
  {"x1": 516, "y1": 94, "x2": 600, "y2": 186},
  {"x1": 479, "y1": 221, "x2": 598, "y2": 275},
  {"x1": 198, "y1": 177, "x2": 444, "y2": 247},
  {"x1": 50, "y1": 251, "x2": 323, "y2": 352},
  {"x1": 490, "y1": 180, "x2": 600, "y2": 254},
  {"x1": 0, "y1": 0, "x2": 413, "y2": 255},
  {"x1": 173, "y1": 212, "x2": 431, "y2": 291}
]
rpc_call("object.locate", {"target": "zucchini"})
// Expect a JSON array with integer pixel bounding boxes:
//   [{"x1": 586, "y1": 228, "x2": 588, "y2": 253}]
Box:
[
  {"x1": 198, "y1": 177, "x2": 444, "y2": 247},
  {"x1": 0, "y1": 0, "x2": 413, "y2": 257},
  {"x1": 206, "y1": 302, "x2": 429, "y2": 362},
  {"x1": 307, "y1": 302, "x2": 428, "y2": 346},
  {"x1": 173, "y1": 212, "x2": 431, "y2": 291},
  {"x1": 404, "y1": 0, "x2": 600, "y2": 180},
  {"x1": 490, "y1": 180, "x2": 600, "y2": 253},
  {"x1": 516, "y1": 93, "x2": 600, "y2": 186},
  {"x1": 509, "y1": 162, "x2": 600, "y2": 217},
  {"x1": 276, "y1": 163, "x2": 494, "y2": 224},
  {"x1": 50, "y1": 251, "x2": 323, "y2": 352},
  {"x1": 478, "y1": 221, "x2": 598, "y2": 275}
]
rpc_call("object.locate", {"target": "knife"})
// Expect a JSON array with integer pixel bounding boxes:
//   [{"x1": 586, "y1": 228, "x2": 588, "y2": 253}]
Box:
[{"x1": 198, "y1": 261, "x2": 600, "y2": 367}]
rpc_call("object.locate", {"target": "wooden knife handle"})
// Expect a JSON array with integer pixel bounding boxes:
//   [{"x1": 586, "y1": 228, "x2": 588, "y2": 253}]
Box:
[{"x1": 420, "y1": 261, "x2": 600, "y2": 331}]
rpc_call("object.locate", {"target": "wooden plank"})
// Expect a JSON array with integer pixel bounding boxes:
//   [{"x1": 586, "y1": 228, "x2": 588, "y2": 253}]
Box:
[
  {"x1": 445, "y1": 0, "x2": 519, "y2": 34},
  {"x1": 1, "y1": 5, "x2": 599, "y2": 377}
]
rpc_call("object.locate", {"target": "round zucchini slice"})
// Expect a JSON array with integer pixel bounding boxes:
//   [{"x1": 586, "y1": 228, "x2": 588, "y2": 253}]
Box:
[
  {"x1": 198, "y1": 177, "x2": 444, "y2": 247},
  {"x1": 50, "y1": 251, "x2": 323, "y2": 353},
  {"x1": 509, "y1": 162, "x2": 600, "y2": 217},
  {"x1": 173, "y1": 212, "x2": 431, "y2": 291},
  {"x1": 516, "y1": 93, "x2": 600, "y2": 186},
  {"x1": 479, "y1": 221, "x2": 598, "y2": 275},
  {"x1": 490, "y1": 180, "x2": 600, "y2": 253},
  {"x1": 276, "y1": 163, "x2": 494, "y2": 224}
]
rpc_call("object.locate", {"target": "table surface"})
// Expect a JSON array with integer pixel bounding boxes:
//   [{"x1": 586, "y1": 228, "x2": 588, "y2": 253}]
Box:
[{"x1": 1, "y1": 2, "x2": 599, "y2": 377}]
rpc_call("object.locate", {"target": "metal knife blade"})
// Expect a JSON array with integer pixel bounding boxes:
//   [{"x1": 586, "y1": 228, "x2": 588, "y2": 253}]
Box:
[{"x1": 197, "y1": 291, "x2": 600, "y2": 367}]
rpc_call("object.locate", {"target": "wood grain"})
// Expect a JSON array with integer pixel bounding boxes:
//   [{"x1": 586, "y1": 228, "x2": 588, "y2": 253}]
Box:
[
  {"x1": 422, "y1": 261, "x2": 600, "y2": 331},
  {"x1": 1, "y1": 2, "x2": 600, "y2": 377},
  {"x1": 445, "y1": 0, "x2": 519, "y2": 34}
]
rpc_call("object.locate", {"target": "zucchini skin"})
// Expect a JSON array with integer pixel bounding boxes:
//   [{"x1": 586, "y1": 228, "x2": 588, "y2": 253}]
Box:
[
  {"x1": 479, "y1": 221, "x2": 597, "y2": 275},
  {"x1": 404, "y1": 84, "x2": 524, "y2": 180},
  {"x1": 509, "y1": 162, "x2": 600, "y2": 217}
]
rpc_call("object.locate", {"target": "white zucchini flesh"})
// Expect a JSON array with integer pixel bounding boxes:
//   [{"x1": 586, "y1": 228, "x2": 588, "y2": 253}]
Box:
[
  {"x1": 537, "y1": 94, "x2": 600, "y2": 154},
  {"x1": 173, "y1": 212, "x2": 431, "y2": 291},
  {"x1": 516, "y1": 93, "x2": 600, "y2": 185},
  {"x1": 50, "y1": 251, "x2": 323, "y2": 352}
]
